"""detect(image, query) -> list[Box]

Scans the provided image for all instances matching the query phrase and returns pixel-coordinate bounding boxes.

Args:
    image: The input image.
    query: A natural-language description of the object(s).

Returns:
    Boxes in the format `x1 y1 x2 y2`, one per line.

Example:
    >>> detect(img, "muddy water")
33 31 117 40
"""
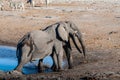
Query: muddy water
0 45 54 74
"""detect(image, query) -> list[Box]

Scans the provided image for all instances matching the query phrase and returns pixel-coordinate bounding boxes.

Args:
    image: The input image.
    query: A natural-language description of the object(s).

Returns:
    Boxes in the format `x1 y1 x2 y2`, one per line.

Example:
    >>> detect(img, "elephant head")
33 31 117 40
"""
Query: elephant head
57 21 86 57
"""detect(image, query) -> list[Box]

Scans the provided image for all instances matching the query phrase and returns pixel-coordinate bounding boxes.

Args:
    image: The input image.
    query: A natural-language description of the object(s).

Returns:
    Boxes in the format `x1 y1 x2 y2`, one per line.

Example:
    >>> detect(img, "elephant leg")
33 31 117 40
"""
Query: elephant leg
15 56 31 73
65 47 73 69
38 59 44 73
58 49 63 71
51 51 59 71
54 42 64 71
15 44 31 73
64 44 73 69
15 59 28 72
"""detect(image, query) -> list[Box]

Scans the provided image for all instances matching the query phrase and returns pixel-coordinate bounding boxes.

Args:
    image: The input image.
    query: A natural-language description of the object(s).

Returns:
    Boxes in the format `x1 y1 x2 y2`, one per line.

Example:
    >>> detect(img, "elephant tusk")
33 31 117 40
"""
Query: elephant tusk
71 35 82 53
76 34 86 58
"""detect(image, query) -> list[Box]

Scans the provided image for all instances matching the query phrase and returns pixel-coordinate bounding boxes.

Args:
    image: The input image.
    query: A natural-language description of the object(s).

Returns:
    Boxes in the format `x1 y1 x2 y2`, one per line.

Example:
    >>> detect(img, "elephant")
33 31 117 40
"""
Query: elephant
8 21 86 74
42 21 86 69
11 29 64 74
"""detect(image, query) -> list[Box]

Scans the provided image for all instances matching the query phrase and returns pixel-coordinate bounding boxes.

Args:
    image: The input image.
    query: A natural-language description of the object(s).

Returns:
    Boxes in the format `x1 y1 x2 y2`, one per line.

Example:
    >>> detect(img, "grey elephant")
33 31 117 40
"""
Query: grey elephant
43 21 86 70
14 30 64 74
9 21 86 74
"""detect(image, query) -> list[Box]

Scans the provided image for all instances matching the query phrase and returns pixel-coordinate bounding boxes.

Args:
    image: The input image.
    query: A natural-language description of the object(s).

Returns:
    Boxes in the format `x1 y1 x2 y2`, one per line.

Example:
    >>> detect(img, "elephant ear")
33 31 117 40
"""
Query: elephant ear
57 24 68 42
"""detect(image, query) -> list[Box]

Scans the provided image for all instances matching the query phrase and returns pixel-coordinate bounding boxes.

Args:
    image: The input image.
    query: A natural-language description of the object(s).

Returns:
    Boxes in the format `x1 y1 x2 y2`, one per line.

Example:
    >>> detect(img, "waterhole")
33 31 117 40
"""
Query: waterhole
0 45 56 74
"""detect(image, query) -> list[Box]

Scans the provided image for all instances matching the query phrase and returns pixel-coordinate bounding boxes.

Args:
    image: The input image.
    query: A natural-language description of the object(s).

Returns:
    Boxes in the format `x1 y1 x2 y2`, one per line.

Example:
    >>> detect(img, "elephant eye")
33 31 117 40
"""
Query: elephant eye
63 26 67 30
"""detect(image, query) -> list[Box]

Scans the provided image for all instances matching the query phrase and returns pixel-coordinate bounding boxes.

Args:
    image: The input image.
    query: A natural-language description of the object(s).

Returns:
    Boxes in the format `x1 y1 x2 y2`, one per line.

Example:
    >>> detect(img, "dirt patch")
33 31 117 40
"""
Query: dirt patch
0 1 120 80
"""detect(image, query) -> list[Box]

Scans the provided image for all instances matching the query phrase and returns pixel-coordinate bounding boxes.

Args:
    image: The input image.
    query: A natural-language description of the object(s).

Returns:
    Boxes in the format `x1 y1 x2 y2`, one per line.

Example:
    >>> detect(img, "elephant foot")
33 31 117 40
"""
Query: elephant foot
38 64 50 73
68 65 73 69
51 65 64 72
51 65 56 71
51 66 59 72
38 67 45 73
57 68 64 72
7 70 22 76
54 68 64 72
38 69 44 73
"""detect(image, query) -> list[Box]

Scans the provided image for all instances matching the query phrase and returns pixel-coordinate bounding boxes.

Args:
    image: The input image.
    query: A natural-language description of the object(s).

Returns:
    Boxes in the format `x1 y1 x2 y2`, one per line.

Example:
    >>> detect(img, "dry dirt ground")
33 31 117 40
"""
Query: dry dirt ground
0 1 120 80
